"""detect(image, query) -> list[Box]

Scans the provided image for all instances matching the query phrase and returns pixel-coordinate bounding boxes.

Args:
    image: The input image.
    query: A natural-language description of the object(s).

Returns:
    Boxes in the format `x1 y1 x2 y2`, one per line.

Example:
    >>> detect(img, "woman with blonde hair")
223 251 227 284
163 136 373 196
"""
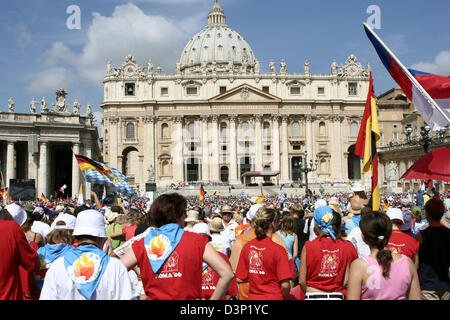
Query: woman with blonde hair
235 207 292 300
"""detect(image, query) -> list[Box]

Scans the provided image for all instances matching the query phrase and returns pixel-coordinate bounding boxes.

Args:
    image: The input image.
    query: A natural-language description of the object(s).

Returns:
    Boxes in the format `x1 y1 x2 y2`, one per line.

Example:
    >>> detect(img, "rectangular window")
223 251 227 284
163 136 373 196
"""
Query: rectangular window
125 83 135 96
348 82 358 96
161 87 168 96
264 145 271 151
262 86 269 93
220 86 227 94
293 145 301 150
290 87 301 95
317 87 325 95
221 145 227 151
189 143 196 152
186 87 198 95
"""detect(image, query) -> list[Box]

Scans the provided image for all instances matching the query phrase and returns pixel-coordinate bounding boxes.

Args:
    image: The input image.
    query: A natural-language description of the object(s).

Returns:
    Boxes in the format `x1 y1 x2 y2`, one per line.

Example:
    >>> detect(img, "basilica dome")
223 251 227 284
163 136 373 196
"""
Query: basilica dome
178 1 258 74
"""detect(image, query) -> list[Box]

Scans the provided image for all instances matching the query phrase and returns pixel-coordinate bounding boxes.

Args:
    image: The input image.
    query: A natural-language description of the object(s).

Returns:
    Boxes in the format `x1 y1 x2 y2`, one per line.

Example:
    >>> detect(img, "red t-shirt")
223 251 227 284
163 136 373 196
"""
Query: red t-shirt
305 236 358 293
387 229 419 259
201 251 238 300
235 236 292 300
132 230 208 300
0 221 38 300
122 225 138 241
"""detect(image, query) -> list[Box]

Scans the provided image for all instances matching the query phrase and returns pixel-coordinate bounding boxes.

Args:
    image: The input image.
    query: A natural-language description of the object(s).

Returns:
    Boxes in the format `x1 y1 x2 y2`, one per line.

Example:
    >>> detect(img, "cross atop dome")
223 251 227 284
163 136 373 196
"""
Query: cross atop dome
208 0 227 26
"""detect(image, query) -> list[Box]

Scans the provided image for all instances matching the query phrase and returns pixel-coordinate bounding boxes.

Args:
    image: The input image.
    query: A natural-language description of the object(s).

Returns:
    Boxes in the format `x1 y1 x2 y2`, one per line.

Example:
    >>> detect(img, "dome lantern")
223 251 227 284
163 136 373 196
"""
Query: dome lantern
208 0 227 26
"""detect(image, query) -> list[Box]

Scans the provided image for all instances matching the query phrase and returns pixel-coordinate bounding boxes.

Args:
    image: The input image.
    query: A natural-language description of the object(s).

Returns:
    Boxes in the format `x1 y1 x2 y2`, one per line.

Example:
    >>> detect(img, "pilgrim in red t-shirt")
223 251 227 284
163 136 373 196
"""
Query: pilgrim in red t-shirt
0 220 38 300
201 251 238 300
132 230 208 300
387 229 419 259
304 236 358 293
235 236 292 300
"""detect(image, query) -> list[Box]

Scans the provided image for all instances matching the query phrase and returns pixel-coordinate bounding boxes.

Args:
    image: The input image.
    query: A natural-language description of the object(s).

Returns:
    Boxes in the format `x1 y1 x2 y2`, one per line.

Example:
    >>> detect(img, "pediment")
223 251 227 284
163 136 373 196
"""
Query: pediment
209 84 281 103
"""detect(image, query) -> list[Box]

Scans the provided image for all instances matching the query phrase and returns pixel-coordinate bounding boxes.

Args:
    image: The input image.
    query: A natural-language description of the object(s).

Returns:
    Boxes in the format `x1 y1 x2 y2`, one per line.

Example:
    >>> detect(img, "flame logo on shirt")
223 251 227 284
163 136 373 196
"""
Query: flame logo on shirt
150 233 165 259
322 211 333 224
146 233 171 261
67 252 101 284
74 253 95 280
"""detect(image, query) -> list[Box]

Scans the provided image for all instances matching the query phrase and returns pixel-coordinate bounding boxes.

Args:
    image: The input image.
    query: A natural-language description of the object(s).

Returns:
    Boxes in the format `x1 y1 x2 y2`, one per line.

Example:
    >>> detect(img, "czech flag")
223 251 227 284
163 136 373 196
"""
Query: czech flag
363 23 450 131
355 72 380 211
198 184 206 202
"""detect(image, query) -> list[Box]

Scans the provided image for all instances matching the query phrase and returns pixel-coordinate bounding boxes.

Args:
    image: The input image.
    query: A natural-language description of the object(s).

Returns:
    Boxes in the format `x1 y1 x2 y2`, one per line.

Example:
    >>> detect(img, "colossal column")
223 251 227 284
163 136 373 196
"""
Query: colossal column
229 114 239 184
201 115 210 182
280 115 289 183
271 114 281 173
71 142 80 199
38 141 48 198
172 116 184 182
6 141 15 188
254 114 263 172
211 115 220 181
108 116 119 169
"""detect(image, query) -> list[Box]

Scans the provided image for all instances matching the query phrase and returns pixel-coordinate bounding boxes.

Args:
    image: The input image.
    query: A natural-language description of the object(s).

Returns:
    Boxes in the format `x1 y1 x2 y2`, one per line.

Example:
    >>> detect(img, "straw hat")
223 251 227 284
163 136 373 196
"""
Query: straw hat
348 201 362 214
185 210 199 223
209 217 224 233
220 205 233 214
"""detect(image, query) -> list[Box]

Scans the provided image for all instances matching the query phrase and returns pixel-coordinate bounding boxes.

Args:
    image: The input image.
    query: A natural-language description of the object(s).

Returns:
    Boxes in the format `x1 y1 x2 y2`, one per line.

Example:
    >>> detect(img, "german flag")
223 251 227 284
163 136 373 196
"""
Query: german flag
198 184 206 202
75 154 112 174
40 193 48 202
355 72 380 211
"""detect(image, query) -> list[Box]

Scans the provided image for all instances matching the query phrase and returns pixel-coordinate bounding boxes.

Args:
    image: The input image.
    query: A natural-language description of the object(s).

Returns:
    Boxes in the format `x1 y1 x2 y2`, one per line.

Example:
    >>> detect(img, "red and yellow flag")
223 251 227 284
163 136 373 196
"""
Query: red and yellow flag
40 193 48 202
75 154 112 174
198 184 206 202
355 72 380 211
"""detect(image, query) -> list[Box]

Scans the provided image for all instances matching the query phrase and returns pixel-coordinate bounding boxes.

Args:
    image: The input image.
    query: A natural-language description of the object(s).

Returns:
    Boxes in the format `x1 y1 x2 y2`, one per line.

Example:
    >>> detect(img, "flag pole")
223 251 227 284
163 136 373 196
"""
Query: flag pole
363 22 450 126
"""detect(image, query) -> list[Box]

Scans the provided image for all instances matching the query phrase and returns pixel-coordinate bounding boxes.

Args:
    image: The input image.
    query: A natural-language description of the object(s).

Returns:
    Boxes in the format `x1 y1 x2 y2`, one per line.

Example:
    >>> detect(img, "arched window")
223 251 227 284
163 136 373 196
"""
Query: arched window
319 122 326 137
292 121 300 137
161 123 169 139
263 122 271 138
220 122 227 138
350 121 359 138
126 123 135 139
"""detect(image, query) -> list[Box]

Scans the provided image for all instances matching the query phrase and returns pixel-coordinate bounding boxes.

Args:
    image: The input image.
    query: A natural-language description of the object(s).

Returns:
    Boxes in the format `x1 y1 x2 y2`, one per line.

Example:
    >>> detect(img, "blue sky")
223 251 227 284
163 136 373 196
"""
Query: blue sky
1 0 449 120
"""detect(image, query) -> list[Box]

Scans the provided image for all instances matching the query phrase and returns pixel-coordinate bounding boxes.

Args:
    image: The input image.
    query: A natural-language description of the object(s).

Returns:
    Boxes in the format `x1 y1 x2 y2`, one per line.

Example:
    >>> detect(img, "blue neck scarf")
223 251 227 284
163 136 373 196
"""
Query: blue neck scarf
38 243 72 269
351 214 361 228
144 223 184 274
314 206 336 240
63 244 110 300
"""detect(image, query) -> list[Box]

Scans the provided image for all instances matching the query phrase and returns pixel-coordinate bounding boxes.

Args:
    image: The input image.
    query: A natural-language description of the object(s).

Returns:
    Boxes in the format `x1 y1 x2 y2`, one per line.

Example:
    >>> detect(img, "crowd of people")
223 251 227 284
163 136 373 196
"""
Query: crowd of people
0 184 449 301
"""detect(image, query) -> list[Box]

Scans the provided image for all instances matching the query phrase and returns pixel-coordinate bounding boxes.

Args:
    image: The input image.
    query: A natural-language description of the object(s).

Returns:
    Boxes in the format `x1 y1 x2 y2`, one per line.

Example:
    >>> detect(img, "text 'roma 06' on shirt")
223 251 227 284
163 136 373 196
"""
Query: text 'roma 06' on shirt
235 236 292 300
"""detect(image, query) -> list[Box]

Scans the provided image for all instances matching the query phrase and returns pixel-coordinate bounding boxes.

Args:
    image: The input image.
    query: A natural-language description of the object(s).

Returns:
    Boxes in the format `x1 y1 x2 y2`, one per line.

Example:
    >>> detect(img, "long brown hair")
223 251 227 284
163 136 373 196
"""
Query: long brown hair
359 211 393 277
253 207 278 239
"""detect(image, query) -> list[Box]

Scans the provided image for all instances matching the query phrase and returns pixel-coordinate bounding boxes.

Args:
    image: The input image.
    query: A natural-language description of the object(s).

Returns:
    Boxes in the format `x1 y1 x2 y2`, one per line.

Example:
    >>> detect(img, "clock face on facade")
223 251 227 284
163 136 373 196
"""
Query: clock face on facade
126 66 135 75
348 65 358 76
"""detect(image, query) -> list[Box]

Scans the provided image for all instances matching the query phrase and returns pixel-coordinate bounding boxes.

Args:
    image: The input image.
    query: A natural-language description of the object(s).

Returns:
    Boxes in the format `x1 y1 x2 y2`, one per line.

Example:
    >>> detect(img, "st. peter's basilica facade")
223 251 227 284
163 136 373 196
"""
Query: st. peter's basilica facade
101 1 371 191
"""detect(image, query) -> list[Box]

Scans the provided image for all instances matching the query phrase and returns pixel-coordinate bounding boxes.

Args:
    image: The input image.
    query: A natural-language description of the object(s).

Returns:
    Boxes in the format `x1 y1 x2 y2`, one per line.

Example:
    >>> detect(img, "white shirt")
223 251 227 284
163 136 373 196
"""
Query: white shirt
346 227 370 258
40 256 137 300
221 220 238 243
210 233 232 257
303 218 317 241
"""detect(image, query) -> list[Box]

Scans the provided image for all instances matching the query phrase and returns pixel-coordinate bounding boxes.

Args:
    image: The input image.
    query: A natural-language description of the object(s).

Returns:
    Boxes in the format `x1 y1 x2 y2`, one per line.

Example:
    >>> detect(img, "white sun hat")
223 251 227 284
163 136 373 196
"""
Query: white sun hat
72 209 106 238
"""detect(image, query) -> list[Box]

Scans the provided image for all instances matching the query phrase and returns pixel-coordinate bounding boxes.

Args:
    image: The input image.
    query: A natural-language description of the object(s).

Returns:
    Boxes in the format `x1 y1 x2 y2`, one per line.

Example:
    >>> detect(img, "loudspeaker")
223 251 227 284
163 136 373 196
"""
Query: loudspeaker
145 182 156 192
9 179 36 201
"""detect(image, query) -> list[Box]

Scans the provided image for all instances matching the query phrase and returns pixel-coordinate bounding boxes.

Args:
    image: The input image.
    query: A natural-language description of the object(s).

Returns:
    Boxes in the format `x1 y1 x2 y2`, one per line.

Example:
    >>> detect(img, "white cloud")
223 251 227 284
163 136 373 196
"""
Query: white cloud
41 42 78 68
26 67 74 94
77 3 191 85
411 51 450 76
